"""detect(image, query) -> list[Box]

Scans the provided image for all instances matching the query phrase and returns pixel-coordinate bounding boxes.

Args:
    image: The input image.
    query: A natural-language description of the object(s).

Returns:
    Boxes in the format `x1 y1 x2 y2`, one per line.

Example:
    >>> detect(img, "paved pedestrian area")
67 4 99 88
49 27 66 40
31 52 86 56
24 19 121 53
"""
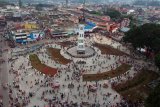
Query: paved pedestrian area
5 35 156 107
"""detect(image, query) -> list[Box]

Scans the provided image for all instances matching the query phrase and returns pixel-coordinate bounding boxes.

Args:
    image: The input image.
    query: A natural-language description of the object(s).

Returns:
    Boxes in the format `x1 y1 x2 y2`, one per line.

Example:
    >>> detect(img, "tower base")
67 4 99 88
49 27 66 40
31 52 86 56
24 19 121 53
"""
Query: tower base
66 46 95 58
77 50 85 54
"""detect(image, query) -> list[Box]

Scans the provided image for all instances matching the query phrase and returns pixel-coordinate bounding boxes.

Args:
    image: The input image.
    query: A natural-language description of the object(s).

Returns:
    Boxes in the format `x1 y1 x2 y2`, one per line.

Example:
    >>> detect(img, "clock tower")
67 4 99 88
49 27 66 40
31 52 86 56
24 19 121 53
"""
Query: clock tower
77 18 85 54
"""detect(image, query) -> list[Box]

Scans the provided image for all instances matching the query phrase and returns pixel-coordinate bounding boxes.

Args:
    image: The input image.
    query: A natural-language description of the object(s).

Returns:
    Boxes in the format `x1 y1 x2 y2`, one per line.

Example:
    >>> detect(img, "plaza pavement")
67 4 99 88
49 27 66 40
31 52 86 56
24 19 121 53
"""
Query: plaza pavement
0 35 10 107
5 35 158 107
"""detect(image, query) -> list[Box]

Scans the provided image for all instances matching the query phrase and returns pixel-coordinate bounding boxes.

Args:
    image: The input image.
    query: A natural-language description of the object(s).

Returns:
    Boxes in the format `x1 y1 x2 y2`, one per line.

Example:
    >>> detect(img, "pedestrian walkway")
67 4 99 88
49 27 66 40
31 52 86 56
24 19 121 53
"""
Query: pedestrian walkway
5 35 155 107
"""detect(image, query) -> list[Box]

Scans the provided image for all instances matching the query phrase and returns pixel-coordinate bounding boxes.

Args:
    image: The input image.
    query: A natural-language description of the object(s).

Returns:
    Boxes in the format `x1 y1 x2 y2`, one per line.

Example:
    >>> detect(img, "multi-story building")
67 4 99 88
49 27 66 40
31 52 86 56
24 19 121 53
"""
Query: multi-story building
27 31 44 41
13 32 28 44
0 16 7 27
10 30 44 44
24 22 39 29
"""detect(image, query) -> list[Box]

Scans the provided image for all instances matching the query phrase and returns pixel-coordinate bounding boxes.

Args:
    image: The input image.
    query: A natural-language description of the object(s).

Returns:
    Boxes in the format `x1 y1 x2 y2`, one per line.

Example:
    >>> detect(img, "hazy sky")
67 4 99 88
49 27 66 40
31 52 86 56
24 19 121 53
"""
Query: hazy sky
6 0 160 5
6 0 132 4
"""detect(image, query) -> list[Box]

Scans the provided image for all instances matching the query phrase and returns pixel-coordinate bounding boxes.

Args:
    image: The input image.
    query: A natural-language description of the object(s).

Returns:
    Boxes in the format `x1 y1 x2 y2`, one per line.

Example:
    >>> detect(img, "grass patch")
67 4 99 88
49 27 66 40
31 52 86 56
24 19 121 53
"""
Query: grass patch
83 63 131 81
47 48 71 65
112 70 159 102
29 54 57 76
93 43 129 56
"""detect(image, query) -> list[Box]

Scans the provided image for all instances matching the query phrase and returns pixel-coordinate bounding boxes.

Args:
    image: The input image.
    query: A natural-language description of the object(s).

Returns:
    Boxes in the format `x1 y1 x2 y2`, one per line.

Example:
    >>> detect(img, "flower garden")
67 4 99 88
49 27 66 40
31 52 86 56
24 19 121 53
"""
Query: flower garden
83 63 131 81
29 54 57 76
93 43 129 56
47 47 71 65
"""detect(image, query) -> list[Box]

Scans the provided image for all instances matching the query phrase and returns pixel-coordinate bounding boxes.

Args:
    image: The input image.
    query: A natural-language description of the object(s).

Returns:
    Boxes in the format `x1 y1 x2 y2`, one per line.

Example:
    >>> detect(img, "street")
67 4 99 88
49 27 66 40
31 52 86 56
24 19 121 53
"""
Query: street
0 33 9 107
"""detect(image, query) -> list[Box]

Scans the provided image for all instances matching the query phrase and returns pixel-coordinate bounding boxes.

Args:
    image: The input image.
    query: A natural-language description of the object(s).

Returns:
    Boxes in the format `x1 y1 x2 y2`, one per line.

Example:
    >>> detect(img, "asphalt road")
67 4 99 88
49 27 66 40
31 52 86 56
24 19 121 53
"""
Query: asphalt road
0 33 9 107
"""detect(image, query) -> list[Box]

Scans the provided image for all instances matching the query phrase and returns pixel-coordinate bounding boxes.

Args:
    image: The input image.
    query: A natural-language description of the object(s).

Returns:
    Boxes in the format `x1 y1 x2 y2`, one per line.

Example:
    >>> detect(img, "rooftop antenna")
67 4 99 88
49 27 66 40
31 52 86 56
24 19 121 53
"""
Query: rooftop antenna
66 0 68 7
83 0 86 18
18 0 22 8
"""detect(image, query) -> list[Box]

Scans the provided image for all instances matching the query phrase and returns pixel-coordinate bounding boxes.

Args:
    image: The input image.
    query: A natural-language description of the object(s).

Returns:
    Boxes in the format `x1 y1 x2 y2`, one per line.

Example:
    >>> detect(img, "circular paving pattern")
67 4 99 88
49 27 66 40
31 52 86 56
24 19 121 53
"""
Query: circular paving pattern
6 35 155 107
66 46 96 58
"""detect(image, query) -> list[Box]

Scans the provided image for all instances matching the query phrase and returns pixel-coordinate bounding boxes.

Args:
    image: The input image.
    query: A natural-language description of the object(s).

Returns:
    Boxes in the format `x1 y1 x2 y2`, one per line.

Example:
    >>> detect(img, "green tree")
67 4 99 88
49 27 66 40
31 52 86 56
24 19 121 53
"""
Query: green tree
155 54 160 70
103 8 121 20
145 84 160 107
123 23 160 53
35 4 43 11
90 11 102 16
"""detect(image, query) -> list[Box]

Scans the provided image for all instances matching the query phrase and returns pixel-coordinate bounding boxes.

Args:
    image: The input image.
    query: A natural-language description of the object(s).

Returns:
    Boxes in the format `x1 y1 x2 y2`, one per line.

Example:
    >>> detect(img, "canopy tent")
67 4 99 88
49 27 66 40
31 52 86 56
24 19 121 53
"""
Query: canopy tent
88 84 98 91
52 80 60 88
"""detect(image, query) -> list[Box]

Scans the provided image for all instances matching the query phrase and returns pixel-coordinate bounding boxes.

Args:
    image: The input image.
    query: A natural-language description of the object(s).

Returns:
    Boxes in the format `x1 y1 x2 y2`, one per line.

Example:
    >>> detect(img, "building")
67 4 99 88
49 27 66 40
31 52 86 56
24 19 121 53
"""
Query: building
0 16 7 27
12 32 28 44
19 0 22 8
77 16 85 54
9 29 45 44
13 12 22 22
24 22 38 29
101 16 110 22
4 11 13 21
70 15 79 24
109 24 118 33
120 27 130 32
84 21 96 32
27 31 44 41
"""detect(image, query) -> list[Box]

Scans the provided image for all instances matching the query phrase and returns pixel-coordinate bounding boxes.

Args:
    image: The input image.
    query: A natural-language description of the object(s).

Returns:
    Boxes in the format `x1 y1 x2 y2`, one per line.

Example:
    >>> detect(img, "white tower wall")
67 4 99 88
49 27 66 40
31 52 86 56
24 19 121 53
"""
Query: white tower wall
77 24 85 54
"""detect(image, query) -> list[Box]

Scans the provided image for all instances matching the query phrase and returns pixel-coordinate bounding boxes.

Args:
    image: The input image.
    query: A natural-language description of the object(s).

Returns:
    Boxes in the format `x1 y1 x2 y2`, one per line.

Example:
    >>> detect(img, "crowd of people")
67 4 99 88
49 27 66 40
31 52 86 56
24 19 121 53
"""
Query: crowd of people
0 34 155 107
0 96 2 107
